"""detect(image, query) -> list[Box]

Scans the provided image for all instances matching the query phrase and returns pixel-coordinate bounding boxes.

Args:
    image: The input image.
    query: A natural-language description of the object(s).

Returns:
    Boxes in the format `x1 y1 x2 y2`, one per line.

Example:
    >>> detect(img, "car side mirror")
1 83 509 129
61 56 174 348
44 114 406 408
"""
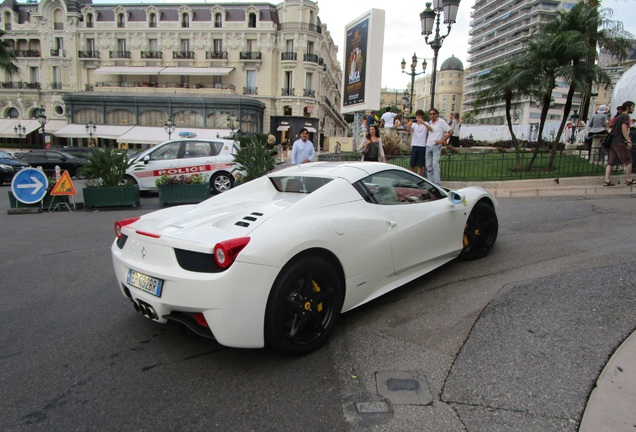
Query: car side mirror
448 191 466 206
143 155 150 164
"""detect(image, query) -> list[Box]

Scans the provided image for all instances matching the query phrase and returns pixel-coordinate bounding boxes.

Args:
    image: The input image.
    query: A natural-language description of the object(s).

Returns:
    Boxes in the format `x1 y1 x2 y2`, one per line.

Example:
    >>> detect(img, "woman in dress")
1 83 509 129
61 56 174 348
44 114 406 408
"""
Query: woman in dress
359 125 386 162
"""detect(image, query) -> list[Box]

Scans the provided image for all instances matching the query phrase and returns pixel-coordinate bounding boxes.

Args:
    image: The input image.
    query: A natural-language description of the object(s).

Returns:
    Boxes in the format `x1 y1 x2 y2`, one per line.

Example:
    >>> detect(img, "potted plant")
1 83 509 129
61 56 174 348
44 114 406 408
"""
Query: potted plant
80 147 140 208
156 173 210 206
232 137 277 185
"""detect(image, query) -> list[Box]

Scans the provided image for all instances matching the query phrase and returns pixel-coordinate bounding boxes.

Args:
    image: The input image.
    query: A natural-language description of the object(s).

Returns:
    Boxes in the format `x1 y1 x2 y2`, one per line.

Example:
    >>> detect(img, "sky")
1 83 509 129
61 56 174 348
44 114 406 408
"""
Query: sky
104 0 636 90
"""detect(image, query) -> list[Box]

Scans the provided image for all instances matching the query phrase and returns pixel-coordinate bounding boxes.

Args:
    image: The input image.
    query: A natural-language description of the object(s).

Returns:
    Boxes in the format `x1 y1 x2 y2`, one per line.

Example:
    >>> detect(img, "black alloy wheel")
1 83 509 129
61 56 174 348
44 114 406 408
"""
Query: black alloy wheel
265 256 344 356
458 201 499 261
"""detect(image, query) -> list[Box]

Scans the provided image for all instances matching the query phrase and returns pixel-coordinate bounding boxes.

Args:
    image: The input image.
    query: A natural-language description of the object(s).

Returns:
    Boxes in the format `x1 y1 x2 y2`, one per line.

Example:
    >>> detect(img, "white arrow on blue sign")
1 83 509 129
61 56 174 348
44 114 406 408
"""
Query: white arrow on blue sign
11 168 49 204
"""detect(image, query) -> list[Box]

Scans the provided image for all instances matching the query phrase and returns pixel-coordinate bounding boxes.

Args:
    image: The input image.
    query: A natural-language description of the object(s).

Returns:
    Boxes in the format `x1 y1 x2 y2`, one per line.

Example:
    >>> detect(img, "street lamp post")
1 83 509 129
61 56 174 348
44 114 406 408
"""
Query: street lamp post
36 105 49 149
14 123 26 147
420 0 461 109
85 120 97 147
163 117 175 140
401 53 427 115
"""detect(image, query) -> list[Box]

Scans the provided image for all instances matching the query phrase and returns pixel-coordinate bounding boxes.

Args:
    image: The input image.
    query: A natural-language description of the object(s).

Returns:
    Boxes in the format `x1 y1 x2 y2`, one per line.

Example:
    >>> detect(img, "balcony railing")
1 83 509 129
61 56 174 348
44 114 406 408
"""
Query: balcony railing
50 49 66 57
206 51 228 59
303 89 316 98
173 51 195 59
93 81 236 91
50 82 63 89
149 21 157 28
239 51 262 60
1 81 41 90
141 51 163 59
277 22 322 34
281 88 295 96
13 50 40 58
281 52 297 61
303 53 320 63
243 86 258 95
78 50 100 59
109 51 131 59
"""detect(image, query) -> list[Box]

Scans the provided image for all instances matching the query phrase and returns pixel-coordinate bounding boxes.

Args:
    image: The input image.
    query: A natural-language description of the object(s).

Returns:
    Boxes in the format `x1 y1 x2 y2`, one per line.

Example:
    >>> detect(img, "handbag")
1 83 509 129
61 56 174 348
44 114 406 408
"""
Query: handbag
602 133 613 149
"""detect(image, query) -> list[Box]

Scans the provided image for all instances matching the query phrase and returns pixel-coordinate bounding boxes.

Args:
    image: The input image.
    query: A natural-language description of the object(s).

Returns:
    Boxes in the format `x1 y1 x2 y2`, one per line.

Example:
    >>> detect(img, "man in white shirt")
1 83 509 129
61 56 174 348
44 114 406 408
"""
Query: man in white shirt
380 107 397 129
424 108 453 185
291 128 315 164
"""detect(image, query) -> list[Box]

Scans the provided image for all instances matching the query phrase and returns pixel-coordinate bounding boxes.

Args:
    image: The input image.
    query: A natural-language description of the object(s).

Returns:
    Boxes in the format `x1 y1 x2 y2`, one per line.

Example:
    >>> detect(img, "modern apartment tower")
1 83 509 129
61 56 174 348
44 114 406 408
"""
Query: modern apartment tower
463 0 581 125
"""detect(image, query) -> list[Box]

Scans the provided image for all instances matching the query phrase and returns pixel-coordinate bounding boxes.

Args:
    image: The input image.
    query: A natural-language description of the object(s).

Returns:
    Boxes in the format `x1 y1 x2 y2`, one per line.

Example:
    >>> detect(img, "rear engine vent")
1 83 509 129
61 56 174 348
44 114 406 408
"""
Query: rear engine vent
234 211 265 228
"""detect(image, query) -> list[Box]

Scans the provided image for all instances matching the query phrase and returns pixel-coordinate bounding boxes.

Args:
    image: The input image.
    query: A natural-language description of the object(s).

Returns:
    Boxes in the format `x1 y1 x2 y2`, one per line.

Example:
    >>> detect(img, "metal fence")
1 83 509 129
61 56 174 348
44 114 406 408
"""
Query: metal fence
318 149 617 181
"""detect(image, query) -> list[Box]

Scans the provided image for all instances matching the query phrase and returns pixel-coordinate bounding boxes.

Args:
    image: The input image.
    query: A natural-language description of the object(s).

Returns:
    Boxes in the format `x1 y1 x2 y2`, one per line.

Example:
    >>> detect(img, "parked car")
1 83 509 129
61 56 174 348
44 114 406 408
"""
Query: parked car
112 162 499 355
0 150 29 186
126 138 239 194
17 150 89 179
57 147 98 159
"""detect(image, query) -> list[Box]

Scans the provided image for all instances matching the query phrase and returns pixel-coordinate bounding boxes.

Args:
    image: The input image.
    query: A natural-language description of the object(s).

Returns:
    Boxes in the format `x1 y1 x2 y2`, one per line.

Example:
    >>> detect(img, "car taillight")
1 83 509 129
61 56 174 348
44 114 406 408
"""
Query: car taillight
115 217 141 238
213 237 250 269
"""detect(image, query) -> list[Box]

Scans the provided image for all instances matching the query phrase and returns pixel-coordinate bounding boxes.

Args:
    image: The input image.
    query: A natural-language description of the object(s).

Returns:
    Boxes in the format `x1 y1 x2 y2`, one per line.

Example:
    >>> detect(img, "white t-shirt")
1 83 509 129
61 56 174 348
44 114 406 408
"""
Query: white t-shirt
381 112 397 128
411 122 428 147
426 119 451 146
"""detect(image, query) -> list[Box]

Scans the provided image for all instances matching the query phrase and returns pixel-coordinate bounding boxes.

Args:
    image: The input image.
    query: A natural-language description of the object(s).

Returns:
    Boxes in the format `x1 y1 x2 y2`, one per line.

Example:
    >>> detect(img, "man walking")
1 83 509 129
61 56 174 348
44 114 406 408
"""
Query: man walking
604 101 635 186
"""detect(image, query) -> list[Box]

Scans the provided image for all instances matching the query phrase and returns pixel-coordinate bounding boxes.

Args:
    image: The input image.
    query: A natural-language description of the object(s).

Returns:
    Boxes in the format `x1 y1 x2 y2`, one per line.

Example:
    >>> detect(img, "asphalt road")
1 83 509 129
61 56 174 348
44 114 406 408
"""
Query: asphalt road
1 187 635 431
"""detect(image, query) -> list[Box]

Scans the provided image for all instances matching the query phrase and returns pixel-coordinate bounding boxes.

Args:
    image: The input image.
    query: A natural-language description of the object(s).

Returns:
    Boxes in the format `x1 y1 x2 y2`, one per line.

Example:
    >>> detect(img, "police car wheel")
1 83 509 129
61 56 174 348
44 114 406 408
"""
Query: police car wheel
211 172 233 194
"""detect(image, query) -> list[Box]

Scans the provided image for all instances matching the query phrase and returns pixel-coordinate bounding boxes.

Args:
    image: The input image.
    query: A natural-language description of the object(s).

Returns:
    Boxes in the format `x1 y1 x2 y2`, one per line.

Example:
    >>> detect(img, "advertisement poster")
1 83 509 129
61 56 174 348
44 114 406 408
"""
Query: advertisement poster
343 18 369 108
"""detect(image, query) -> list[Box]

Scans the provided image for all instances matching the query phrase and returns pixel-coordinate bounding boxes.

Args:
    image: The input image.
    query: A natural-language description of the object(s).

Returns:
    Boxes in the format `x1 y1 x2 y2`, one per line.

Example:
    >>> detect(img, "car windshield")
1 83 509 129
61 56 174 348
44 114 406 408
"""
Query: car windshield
270 176 333 193
0 150 12 158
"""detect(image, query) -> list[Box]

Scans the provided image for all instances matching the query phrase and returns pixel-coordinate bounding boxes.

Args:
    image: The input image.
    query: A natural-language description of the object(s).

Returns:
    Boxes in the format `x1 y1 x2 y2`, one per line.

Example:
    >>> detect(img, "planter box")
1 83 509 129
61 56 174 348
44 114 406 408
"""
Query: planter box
8 191 70 210
83 185 140 208
158 183 210 206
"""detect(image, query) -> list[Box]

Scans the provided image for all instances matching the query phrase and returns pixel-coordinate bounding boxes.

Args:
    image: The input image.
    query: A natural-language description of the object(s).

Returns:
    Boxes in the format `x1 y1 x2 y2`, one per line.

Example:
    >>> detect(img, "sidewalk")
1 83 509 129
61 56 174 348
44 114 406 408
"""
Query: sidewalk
579 331 636 431
445 175 636 198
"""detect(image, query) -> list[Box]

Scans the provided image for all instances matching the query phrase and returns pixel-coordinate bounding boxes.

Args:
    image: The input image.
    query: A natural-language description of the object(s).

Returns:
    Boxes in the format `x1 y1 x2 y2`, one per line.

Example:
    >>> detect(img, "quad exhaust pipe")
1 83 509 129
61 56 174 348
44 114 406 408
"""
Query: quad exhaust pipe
133 300 158 320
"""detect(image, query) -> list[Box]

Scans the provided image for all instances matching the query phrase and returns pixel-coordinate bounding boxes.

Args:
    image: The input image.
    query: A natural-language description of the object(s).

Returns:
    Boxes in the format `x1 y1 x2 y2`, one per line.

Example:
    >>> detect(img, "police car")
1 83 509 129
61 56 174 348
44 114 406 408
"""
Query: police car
126 135 239 194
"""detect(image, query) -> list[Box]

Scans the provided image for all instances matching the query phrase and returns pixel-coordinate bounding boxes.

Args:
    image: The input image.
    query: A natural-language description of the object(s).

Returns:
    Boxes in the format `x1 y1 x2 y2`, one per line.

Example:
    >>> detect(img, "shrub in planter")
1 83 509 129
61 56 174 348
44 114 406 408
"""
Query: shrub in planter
155 173 211 206
232 138 277 183
81 148 140 208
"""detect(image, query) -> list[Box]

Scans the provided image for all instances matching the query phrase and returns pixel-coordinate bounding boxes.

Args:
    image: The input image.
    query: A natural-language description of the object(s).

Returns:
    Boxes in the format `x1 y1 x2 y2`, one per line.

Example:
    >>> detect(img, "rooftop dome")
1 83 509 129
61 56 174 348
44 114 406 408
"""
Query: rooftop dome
440 55 464 71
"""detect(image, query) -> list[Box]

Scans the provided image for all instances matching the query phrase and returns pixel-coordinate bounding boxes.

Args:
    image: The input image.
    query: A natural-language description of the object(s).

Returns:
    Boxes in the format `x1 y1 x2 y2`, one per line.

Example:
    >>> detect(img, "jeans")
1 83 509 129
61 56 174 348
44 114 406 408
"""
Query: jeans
425 145 442 185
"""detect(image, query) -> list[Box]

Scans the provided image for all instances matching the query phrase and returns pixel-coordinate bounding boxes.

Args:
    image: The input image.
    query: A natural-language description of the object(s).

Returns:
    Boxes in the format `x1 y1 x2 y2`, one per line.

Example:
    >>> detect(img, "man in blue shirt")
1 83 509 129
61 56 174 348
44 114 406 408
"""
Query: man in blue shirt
291 128 315 164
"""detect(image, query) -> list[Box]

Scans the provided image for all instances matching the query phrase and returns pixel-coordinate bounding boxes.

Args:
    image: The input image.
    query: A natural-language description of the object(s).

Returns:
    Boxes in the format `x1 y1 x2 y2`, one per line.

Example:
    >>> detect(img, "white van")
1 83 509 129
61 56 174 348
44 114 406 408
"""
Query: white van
126 138 239 193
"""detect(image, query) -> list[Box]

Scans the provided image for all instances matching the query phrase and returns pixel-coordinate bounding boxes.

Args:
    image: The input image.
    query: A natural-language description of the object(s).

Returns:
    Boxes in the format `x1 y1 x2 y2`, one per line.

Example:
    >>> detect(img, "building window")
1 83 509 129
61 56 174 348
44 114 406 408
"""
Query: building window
117 13 125 28
30 66 39 83
247 70 256 89
449 80 453 86
307 41 314 54
213 39 222 53
248 13 256 28
86 13 94 28
180 39 190 51
213 75 222 88
284 106 292 116
246 39 255 53
214 13 222 28
305 72 313 91
149 13 157 28
181 13 189 28
87 38 95 53
117 39 127 52
53 9 64 30
286 40 294 52
285 71 293 90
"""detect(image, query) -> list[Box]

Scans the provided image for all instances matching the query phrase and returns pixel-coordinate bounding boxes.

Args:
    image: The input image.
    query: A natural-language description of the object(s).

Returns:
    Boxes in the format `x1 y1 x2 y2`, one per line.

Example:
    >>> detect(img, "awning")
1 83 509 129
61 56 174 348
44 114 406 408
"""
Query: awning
94 66 233 76
305 127 317 133
0 119 42 138
159 67 233 76
116 126 233 145
94 67 166 75
54 124 134 139
45 120 68 133
276 125 290 131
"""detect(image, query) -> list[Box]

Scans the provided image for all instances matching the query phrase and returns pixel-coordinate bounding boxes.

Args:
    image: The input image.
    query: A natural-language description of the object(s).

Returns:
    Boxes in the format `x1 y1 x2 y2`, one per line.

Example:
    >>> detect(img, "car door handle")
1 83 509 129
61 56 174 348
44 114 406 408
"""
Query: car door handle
387 220 398 229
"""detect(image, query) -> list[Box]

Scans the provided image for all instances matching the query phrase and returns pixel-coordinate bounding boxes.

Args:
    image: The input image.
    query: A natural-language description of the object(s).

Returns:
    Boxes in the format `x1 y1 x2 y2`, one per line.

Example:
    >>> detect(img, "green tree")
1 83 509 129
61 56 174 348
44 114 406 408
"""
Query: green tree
0 30 19 76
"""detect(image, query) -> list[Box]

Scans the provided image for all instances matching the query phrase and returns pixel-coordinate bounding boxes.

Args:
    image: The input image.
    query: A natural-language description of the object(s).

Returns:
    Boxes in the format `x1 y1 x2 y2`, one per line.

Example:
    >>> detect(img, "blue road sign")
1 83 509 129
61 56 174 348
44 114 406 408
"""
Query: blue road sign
11 168 49 204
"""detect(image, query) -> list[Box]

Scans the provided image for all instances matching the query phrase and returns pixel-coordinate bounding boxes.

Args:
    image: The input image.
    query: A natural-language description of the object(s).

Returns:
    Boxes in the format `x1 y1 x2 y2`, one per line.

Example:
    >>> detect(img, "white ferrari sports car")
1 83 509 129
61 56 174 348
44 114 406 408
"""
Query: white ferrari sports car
112 162 498 355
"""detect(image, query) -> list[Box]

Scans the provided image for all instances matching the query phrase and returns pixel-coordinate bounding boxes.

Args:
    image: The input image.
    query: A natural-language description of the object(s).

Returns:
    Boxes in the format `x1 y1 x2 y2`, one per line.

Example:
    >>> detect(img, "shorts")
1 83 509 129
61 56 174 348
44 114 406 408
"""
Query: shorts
449 136 460 147
410 146 426 168
608 143 633 166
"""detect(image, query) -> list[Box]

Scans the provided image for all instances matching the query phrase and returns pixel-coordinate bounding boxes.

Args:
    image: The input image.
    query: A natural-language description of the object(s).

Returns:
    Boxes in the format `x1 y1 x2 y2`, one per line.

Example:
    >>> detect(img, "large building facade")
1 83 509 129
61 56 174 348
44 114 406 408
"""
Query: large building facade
462 0 582 125
0 0 347 148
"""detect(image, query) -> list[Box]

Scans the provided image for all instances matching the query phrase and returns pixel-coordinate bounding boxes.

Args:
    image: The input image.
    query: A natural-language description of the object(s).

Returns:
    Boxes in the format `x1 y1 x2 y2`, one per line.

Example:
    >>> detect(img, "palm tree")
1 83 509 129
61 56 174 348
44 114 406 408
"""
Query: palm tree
0 30 19 77
474 62 529 168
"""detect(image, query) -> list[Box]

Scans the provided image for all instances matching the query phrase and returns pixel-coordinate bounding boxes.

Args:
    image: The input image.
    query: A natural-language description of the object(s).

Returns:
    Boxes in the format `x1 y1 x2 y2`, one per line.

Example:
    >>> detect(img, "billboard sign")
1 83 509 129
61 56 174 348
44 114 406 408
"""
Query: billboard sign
341 9 385 114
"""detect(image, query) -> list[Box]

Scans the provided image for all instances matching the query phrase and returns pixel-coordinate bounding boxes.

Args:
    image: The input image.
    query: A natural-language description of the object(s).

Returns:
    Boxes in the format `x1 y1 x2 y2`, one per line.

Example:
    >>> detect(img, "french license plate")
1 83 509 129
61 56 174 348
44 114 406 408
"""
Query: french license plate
127 269 163 297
